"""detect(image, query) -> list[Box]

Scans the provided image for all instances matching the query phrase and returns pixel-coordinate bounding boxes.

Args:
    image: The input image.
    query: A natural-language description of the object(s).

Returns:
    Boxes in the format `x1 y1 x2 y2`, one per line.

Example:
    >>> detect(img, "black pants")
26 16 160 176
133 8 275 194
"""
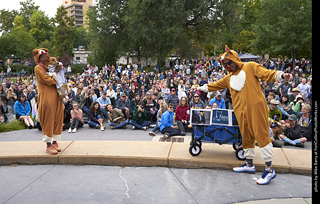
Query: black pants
161 127 181 137
71 118 84 129
176 120 189 132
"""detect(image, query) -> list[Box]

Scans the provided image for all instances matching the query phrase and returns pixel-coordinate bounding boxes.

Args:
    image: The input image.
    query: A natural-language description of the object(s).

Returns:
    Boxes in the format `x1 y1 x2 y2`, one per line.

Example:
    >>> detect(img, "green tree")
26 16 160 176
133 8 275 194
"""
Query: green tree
253 0 312 63
0 9 18 33
0 15 36 60
232 30 256 53
29 10 54 45
52 6 76 63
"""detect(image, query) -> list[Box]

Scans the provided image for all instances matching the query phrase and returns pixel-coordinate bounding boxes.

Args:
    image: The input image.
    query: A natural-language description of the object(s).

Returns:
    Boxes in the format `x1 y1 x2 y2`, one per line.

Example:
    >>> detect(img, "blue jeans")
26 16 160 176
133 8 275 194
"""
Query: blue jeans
129 120 151 129
88 114 102 128
109 120 128 129
101 108 109 119
151 121 160 132
82 105 90 115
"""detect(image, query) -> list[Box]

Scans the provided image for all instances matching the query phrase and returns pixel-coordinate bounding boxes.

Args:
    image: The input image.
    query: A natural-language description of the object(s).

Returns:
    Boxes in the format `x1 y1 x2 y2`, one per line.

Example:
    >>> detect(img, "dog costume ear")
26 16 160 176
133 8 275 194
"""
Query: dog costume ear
33 49 39 56
225 45 231 53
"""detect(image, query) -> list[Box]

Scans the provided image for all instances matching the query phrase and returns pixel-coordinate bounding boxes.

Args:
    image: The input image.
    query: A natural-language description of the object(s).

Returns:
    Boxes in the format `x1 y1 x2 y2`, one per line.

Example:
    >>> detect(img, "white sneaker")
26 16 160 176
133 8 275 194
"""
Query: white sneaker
142 126 147 131
256 168 276 185
100 126 105 131
72 128 77 133
68 128 72 133
149 132 156 136
233 163 256 174
132 126 136 130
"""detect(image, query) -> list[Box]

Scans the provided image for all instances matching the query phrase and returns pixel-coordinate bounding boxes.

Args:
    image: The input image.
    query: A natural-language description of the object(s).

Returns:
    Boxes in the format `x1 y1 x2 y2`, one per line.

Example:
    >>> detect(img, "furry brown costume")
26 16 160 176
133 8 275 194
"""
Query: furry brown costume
33 48 63 154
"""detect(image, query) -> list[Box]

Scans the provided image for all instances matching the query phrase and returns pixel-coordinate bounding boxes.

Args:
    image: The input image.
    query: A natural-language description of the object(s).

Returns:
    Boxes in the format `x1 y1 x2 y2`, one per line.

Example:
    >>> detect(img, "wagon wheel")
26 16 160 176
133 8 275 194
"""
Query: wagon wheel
189 144 202 156
235 147 246 160
232 143 242 150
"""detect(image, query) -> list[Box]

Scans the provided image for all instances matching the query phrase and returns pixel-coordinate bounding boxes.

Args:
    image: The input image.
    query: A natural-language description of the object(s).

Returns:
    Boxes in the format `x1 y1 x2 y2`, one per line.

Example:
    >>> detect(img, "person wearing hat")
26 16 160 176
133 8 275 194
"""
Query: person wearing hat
96 90 111 119
116 93 130 120
193 45 292 185
288 87 300 104
279 115 307 147
268 99 282 122
289 94 304 114
209 91 226 109
14 94 33 129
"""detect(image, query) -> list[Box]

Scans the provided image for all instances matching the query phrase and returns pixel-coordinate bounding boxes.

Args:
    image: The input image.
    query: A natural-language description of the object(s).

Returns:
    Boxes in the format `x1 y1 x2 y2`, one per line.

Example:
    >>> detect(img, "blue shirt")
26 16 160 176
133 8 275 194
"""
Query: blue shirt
160 110 174 131
209 97 226 109
14 100 31 116
96 96 111 106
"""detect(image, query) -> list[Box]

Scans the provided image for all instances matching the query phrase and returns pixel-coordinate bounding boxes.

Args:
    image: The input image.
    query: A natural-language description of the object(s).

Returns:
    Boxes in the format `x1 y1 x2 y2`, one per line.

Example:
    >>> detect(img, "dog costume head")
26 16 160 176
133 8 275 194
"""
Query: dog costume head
33 48 50 66
46 57 58 69
219 45 244 72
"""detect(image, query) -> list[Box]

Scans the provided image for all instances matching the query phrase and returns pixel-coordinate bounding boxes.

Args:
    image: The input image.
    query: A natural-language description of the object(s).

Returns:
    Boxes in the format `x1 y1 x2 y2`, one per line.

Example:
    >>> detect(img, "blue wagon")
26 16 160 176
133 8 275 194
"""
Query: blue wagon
189 108 245 160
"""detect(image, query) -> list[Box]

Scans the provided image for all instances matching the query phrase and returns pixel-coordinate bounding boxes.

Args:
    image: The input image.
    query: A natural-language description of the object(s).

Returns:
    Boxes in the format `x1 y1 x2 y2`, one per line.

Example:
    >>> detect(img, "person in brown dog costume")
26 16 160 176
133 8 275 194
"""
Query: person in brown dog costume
33 48 64 155
194 45 292 185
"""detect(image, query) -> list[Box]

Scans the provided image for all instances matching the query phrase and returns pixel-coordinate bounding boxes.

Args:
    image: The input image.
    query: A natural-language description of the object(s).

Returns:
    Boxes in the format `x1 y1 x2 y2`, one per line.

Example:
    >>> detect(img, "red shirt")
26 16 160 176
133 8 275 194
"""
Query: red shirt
175 105 190 121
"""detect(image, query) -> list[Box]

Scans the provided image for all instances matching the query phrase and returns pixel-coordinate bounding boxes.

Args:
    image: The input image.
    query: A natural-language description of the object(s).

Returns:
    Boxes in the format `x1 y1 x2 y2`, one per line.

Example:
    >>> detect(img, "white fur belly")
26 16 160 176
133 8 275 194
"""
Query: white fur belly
230 70 246 91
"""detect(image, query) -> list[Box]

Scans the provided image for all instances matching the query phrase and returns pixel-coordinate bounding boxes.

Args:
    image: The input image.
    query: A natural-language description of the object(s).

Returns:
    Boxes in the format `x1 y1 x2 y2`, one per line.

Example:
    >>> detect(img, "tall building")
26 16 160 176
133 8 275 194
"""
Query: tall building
63 0 98 27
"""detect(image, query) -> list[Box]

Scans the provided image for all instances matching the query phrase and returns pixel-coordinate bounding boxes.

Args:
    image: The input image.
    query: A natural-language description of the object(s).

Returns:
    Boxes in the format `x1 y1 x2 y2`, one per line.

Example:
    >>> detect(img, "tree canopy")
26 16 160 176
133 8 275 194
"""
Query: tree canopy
0 0 312 66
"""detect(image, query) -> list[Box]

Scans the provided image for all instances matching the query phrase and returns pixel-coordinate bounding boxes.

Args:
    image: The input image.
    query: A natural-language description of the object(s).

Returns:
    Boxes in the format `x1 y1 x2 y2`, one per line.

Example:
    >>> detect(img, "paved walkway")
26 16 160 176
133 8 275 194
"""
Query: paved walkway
0 128 313 203
0 165 312 204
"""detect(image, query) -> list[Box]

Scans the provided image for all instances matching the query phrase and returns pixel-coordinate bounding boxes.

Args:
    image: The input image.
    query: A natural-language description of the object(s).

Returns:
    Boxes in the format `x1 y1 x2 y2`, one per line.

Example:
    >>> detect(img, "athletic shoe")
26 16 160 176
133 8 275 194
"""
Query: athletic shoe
100 126 105 131
256 168 276 185
149 132 156 136
46 145 58 155
233 163 256 174
68 128 72 133
142 126 147 131
72 128 77 133
132 126 136 130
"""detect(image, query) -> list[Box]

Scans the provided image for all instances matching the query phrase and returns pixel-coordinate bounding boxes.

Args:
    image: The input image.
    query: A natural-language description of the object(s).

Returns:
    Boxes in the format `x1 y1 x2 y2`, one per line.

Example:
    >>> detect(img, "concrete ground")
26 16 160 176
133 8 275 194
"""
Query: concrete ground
0 127 313 203
0 127 313 151
0 165 312 204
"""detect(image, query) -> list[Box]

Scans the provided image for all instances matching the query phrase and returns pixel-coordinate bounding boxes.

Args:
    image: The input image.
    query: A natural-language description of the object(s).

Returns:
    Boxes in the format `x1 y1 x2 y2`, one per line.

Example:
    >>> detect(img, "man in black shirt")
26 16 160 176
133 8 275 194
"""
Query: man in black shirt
279 114 307 147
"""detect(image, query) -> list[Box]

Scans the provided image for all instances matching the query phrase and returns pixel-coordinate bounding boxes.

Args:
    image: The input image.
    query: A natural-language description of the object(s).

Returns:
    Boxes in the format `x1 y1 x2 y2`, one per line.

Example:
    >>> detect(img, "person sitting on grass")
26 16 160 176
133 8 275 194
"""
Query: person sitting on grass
88 101 105 131
68 101 84 133
14 94 34 129
160 103 181 139
279 114 307 148
106 104 128 130
129 101 151 130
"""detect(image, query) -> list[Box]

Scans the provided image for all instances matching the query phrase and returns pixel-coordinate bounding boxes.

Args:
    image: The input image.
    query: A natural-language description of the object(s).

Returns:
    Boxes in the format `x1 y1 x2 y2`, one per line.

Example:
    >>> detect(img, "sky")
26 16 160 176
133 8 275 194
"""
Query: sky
1 0 62 18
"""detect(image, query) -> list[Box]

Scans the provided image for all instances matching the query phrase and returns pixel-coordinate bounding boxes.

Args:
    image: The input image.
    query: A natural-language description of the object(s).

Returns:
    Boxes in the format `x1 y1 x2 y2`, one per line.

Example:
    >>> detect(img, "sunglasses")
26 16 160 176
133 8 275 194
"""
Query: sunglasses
223 60 232 66
169 107 174 109
194 96 199 97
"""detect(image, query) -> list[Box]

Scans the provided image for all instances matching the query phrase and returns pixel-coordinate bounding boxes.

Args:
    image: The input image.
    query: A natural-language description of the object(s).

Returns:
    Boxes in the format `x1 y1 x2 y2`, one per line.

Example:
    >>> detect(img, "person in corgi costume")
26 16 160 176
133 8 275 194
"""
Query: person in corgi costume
33 48 64 155
194 45 292 185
